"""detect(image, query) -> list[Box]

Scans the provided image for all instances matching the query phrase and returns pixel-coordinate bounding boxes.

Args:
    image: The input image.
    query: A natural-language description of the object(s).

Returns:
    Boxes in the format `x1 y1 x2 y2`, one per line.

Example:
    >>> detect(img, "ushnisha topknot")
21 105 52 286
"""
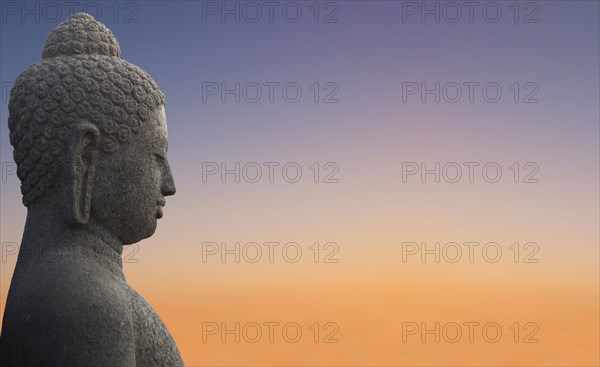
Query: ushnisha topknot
42 12 121 59
8 13 165 206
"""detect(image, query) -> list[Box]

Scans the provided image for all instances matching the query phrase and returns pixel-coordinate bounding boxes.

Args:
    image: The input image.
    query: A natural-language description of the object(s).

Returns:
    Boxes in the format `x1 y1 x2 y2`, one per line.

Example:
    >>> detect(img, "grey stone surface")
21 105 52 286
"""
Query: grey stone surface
0 13 183 366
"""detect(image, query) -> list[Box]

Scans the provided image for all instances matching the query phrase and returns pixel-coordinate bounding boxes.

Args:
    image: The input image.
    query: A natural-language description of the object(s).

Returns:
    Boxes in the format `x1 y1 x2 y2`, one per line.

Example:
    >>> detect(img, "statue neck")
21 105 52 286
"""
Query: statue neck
17 206 125 280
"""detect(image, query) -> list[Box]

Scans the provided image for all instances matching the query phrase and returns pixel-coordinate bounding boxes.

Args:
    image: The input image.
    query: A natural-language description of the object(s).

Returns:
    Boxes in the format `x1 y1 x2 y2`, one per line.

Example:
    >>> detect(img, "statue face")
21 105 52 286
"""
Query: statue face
90 106 176 245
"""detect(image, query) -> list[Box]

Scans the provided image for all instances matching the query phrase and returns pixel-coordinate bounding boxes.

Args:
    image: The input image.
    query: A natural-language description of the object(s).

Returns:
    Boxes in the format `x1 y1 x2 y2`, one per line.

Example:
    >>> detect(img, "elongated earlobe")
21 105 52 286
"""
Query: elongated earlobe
65 122 100 225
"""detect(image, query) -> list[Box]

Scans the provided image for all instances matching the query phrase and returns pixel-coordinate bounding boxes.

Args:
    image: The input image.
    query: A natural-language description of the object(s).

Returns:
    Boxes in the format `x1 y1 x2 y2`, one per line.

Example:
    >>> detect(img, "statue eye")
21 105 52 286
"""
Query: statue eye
154 153 166 162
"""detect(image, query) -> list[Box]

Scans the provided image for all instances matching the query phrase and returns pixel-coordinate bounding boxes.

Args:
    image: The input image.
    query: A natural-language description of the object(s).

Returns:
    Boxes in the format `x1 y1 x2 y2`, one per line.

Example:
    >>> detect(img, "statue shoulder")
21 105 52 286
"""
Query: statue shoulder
1 257 136 367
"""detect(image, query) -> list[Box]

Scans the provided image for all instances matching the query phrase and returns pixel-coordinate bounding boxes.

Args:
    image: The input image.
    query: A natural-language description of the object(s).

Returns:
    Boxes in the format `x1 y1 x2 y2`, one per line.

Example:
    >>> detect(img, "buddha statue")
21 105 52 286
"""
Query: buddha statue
0 13 184 366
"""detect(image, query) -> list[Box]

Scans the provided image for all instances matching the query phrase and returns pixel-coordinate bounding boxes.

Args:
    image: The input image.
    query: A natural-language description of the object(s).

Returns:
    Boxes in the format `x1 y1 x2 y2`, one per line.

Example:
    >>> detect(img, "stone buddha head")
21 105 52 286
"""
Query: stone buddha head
2 15 184 366
8 12 175 245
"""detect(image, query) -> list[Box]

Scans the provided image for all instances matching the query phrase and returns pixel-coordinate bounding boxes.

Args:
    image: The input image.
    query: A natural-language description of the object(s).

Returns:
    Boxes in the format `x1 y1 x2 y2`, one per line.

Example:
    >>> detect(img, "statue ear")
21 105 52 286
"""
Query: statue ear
65 122 100 225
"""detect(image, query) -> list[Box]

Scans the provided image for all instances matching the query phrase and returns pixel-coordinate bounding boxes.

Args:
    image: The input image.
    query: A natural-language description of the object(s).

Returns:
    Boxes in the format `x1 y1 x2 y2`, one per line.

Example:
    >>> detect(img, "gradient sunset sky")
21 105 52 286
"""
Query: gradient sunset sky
1 1 599 365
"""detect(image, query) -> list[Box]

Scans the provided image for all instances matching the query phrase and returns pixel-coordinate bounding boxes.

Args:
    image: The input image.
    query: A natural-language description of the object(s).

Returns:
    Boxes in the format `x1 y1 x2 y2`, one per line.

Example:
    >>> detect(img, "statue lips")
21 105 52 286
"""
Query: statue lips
156 199 166 219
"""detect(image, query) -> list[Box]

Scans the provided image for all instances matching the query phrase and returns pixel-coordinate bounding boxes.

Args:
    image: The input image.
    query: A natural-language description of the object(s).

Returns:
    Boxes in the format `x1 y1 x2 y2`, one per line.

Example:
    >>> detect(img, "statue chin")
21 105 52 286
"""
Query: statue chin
122 221 158 245
89 212 158 246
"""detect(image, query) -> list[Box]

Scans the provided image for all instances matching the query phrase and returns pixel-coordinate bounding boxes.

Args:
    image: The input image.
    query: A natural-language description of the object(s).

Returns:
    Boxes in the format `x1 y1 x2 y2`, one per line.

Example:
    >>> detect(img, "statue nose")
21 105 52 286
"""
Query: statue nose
162 162 176 196
163 181 176 196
